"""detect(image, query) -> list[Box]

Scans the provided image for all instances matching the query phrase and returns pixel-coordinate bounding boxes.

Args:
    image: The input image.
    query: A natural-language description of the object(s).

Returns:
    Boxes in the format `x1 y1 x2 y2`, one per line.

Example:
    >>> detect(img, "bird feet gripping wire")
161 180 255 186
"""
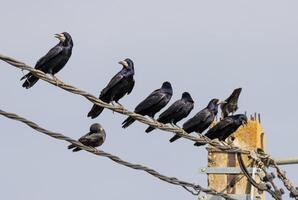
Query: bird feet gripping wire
48 74 64 87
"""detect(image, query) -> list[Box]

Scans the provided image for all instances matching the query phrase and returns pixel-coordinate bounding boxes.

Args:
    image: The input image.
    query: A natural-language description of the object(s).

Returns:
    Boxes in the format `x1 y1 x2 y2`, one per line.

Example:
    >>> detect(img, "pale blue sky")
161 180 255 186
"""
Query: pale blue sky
0 1 297 199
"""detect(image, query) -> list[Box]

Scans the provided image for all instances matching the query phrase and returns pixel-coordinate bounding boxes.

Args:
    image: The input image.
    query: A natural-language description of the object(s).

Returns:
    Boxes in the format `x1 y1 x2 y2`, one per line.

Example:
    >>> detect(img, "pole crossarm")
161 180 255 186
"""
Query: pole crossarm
275 157 298 165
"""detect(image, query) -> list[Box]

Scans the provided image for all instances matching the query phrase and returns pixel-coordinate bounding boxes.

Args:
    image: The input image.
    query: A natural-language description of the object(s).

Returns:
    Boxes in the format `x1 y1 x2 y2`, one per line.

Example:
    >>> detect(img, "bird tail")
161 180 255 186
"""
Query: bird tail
68 144 75 149
72 147 82 152
145 126 155 133
68 144 82 152
87 104 104 119
87 96 111 118
122 117 136 128
169 134 181 143
194 142 204 146
21 72 39 89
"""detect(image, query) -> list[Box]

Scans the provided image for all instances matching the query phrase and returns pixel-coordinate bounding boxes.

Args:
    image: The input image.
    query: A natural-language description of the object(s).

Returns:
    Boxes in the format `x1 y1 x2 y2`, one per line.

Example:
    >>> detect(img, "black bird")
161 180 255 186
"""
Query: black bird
145 92 194 133
68 123 106 152
21 32 73 89
87 59 135 118
194 114 247 146
122 81 173 129
169 98 223 143
221 88 242 118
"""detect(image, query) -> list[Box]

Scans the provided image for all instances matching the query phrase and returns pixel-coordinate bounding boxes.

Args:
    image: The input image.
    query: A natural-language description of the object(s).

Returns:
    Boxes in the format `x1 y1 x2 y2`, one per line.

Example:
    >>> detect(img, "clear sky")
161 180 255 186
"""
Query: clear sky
0 1 297 199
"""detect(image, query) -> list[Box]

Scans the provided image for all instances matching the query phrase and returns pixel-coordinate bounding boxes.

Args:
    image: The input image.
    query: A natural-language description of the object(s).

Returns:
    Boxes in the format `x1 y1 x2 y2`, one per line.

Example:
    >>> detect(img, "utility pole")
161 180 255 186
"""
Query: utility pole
200 115 266 200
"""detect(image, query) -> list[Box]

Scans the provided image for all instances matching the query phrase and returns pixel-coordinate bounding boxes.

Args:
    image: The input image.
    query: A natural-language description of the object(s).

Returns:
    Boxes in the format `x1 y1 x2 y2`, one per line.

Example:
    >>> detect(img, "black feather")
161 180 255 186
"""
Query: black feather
122 82 173 129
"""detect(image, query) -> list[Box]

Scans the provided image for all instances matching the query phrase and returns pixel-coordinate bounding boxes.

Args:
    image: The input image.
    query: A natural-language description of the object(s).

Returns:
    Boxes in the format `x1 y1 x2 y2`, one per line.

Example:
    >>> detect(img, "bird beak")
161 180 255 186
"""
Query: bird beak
217 100 226 105
118 60 129 68
242 120 248 126
54 33 66 42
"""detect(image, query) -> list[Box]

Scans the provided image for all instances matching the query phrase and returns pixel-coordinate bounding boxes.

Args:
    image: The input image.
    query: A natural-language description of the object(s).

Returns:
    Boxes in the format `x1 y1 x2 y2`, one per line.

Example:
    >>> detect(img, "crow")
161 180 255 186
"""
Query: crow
169 98 224 143
88 58 135 118
194 114 247 146
145 92 194 133
122 81 173 129
21 32 73 89
68 123 106 152
221 88 242 118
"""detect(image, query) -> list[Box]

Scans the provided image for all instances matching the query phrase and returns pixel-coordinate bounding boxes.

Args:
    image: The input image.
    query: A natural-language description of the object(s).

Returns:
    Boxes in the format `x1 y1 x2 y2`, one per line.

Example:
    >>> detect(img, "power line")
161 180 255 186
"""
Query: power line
0 53 297 199
0 109 237 200
0 54 248 154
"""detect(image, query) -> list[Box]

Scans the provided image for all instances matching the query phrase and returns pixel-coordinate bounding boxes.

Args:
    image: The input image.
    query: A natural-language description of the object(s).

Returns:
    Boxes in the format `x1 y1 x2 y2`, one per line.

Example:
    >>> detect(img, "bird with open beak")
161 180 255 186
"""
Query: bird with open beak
54 33 66 42
169 98 225 143
87 58 135 119
21 32 73 89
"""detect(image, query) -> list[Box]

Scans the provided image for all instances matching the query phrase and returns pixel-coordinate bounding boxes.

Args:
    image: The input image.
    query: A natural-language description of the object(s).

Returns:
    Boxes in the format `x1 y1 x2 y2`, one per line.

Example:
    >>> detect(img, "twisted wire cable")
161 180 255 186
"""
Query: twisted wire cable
1 53 297 199
0 109 236 200
0 54 248 154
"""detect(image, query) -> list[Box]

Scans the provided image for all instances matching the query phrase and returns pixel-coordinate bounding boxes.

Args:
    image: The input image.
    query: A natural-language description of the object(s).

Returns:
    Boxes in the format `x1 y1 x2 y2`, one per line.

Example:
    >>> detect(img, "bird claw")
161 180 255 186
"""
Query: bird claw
175 125 181 129
149 117 155 121
110 102 116 114
116 102 123 107
171 123 180 129
52 75 64 86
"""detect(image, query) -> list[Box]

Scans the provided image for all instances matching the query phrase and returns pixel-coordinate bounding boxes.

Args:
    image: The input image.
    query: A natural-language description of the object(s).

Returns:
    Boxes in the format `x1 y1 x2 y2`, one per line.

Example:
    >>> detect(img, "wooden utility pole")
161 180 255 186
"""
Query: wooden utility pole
200 115 266 200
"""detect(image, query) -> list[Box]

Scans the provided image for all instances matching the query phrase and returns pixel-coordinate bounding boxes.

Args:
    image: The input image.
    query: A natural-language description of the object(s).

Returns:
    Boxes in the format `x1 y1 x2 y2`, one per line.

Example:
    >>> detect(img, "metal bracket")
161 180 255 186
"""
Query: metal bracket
200 167 262 175
198 194 262 200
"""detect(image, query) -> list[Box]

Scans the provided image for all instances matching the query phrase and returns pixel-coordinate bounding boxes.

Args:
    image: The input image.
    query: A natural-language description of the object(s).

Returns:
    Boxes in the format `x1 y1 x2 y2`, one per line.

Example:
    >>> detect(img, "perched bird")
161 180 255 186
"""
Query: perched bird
21 32 73 89
68 123 106 152
194 114 247 146
221 88 242 118
169 98 223 143
122 81 173 129
87 59 135 118
145 92 194 133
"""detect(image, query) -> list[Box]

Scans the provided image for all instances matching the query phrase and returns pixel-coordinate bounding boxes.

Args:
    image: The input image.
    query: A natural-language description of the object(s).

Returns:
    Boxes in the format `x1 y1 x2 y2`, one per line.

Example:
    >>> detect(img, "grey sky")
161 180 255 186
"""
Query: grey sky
0 0 297 199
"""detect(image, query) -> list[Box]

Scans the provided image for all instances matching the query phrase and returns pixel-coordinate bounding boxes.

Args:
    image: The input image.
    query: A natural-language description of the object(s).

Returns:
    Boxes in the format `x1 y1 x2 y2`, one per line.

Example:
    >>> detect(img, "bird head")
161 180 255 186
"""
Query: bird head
239 114 248 126
162 81 172 89
90 123 104 133
208 98 225 107
182 92 194 103
161 81 173 95
118 58 134 69
54 32 72 44
207 98 225 114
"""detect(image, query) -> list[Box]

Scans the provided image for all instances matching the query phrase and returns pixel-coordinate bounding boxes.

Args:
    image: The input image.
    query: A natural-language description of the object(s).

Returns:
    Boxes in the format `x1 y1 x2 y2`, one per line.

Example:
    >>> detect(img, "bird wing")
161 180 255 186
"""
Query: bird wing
158 100 184 120
135 89 165 113
183 108 210 130
178 101 194 116
79 132 102 144
35 45 63 69
225 88 242 104
100 72 124 97
205 117 234 138
127 78 135 95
